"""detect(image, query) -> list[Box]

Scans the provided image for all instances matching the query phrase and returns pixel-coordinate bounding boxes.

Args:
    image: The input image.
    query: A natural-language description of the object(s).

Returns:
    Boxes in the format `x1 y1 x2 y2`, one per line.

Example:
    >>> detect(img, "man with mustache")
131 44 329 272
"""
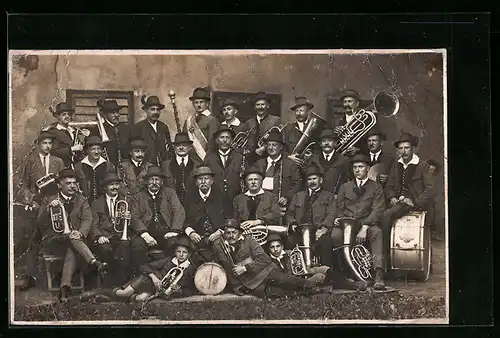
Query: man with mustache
243 92 281 165
182 87 220 161
182 166 227 267
131 95 174 166
119 136 154 196
220 99 246 135
73 135 116 205
129 166 186 276
366 129 394 187
160 133 202 208
18 131 65 291
90 172 132 286
37 168 107 301
45 102 85 168
204 125 244 212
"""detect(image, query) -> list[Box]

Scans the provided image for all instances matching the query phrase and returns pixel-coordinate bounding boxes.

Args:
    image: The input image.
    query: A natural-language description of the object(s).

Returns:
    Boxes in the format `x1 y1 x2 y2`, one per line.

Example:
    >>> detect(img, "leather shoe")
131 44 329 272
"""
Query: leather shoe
19 276 37 291
93 260 108 277
374 268 386 291
58 285 71 302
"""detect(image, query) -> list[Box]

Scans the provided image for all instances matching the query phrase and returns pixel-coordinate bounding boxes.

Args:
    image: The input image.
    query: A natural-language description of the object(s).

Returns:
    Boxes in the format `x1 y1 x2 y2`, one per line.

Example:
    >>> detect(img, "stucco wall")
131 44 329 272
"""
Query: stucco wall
9 52 445 228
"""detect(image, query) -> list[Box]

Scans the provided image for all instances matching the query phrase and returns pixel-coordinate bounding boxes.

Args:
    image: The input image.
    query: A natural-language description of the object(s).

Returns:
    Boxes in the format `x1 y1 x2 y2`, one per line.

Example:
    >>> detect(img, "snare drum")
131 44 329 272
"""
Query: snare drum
389 211 432 282
194 262 227 295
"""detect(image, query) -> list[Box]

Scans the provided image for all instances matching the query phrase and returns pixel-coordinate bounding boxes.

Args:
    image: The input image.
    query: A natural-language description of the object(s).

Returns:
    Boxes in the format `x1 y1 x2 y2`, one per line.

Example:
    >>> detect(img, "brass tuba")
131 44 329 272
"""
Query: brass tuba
289 224 318 276
336 217 373 281
242 225 288 246
113 199 130 241
291 112 327 160
336 91 400 155
50 199 72 235
257 124 288 148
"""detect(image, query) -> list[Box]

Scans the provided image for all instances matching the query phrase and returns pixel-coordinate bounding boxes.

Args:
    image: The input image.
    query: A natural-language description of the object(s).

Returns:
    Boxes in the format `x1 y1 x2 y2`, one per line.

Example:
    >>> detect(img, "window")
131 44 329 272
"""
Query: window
211 91 282 123
65 89 135 123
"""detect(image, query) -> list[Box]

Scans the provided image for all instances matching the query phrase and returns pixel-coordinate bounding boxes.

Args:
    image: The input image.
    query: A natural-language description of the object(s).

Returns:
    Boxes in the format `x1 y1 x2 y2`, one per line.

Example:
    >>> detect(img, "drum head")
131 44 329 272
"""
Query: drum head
194 262 227 295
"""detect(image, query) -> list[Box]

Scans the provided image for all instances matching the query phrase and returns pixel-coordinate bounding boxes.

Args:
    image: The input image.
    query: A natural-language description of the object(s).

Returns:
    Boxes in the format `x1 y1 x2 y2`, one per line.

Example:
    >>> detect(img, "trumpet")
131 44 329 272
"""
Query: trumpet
113 199 130 241
68 123 92 164
257 124 287 148
50 199 72 235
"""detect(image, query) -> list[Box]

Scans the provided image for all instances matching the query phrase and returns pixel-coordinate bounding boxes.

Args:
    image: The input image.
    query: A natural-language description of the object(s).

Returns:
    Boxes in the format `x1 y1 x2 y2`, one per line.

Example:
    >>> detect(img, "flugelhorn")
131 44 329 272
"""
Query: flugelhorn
257 124 287 148
50 199 72 235
231 127 255 151
336 91 400 155
113 199 130 241
144 266 185 303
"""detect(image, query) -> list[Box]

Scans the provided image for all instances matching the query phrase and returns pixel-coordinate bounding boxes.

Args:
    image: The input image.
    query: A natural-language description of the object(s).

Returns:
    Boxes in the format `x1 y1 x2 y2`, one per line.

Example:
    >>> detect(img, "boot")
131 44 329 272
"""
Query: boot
373 268 386 291
58 285 71 302
19 276 37 291
92 259 108 278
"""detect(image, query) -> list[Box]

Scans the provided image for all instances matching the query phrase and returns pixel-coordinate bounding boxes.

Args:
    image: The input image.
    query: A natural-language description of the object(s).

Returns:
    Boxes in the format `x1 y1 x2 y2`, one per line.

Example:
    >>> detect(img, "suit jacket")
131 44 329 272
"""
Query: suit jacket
119 159 154 196
385 158 435 209
269 251 292 274
90 193 130 242
73 160 115 201
20 152 65 204
182 113 220 154
161 156 202 200
232 191 281 225
140 257 196 297
89 122 131 167
131 119 174 165
37 193 93 239
253 156 302 202
204 150 243 206
214 236 276 291
334 179 386 226
183 187 227 235
308 152 350 195
46 123 84 167
286 190 337 229
369 151 395 175
243 114 281 161
130 187 186 236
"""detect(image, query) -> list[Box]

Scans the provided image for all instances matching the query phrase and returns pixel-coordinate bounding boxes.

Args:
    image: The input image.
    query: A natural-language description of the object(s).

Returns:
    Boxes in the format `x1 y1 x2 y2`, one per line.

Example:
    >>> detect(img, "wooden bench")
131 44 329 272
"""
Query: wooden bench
42 254 85 292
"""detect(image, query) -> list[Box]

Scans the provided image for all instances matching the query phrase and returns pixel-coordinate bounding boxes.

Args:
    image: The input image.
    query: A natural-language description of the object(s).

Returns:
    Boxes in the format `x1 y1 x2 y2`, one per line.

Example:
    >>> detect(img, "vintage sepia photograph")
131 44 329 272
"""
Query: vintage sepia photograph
9 49 448 324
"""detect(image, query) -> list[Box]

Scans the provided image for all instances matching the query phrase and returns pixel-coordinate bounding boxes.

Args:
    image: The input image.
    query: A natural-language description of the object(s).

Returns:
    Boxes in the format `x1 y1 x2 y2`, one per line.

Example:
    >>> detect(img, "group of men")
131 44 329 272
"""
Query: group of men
17 87 439 302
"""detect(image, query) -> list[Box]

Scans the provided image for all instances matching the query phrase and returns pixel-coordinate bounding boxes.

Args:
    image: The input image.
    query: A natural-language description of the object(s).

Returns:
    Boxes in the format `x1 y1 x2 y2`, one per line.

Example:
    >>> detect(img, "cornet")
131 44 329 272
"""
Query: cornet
50 199 72 235
143 266 185 303
257 124 287 148
231 127 255 151
113 199 130 241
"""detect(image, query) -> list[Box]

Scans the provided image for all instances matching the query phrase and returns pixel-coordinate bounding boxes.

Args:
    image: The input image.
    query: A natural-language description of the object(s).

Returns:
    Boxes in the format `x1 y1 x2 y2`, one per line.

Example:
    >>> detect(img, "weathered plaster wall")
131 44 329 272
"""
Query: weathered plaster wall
10 52 445 228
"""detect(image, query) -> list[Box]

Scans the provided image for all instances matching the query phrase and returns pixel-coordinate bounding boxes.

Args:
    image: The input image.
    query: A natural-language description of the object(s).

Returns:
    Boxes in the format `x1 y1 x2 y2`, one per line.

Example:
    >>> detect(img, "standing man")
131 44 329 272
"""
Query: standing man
220 99 246 135
46 102 85 168
366 129 394 186
131 95 174 166
182 87 220 161
244 92 281 165
330 154 386 290
119 136 154 196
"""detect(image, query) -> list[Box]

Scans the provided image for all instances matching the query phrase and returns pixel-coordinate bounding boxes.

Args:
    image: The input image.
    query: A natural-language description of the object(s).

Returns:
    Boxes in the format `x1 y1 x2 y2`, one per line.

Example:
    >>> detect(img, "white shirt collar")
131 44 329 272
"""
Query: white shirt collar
266 155 282 165
308 188 321 195
323 150 335 160
81 156 107 169
296 120 306 131
245 188 265 197
39 152 50 168
105 119 118 127
356 177 369 187
345 113 355 124
256 114 268 123
218 149 231 156
199 188 212 200
171 257 191 269
199 109 211 117
148 189 160 198
148 120 158 132
131 159 143 167
106 194 118 202
222 118 241 127
60 192 72 201
370 149 382 160
176 155 189 165
398 154 420 169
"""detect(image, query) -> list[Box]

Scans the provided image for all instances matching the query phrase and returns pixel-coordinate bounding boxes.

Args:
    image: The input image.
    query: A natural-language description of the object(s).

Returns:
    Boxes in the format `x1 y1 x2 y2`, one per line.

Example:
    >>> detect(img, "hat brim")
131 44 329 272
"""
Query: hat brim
193 172 215 178
349 158 371 165
244 171 264 178
101 178 122 186
213 129 236 139
52 109 75 116
189 96 211 101
144 173 167 180
221 103 239 110
394 139 417 147
142 103 165 111
173 140 193 145
291 102 314 110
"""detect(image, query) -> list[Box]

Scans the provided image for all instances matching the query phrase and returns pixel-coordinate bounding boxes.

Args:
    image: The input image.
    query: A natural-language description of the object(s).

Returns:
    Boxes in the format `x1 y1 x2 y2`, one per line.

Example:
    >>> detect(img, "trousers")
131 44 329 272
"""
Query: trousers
130 232 176 277
92 238 131 285
251 267 311 297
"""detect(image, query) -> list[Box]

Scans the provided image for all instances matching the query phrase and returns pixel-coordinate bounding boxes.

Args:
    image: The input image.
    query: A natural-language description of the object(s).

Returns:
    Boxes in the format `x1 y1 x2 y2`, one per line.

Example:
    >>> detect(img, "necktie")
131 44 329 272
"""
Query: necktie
325 154 330 162
220 153 228 167
266 161 276 177
43 156 48 175
371 153 376 162
109 198 115 219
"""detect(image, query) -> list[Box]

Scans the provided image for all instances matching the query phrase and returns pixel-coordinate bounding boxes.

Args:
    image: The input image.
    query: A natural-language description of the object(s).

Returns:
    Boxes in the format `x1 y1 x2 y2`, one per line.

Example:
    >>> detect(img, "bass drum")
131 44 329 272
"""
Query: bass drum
389 211 432 282
194 262 227 295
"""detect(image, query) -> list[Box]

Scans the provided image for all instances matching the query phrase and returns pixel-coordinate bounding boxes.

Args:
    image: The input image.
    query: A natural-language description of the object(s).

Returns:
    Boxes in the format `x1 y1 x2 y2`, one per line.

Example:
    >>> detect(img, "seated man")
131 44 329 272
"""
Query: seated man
129 165 186 276
213 219 322 298
330 154 386 290
265 234 367 291
90 172 132 286
37 168 107 301
106 235 196 303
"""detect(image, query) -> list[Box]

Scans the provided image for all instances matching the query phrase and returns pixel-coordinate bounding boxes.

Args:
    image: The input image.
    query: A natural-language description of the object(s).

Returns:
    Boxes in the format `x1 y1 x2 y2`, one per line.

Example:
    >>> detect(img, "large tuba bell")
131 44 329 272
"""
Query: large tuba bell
291 112 327 159
50 199 72 235
336 91 400 155
336 217 373 282
289 223 318 276
113 199 130 241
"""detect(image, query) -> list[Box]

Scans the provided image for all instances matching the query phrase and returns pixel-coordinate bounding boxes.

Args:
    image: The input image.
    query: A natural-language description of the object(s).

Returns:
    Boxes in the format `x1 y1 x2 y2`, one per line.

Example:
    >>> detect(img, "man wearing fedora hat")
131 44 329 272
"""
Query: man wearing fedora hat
220 98 246 135
331 154 386 290
89 99 131 170
381 132 435 245
160 132 202 207
73 135 116 205
182 166 227 267
130 95 174 166
90 172 132 286
45 101 85 168
204 125 244 210
119 136 155 196
214 219 322 297
182 87 220 161
366 129 394 186
307 128 351 196
37 168 107 301
243 92 282 164
18 131 65 291
129 165 186 275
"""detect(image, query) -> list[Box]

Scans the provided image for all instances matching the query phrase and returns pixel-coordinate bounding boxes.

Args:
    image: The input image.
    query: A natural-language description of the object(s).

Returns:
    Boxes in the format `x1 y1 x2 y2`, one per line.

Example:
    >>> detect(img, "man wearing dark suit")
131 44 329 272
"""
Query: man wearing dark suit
366 129 394 187
90 173 132 286
37 169 107 301
18 131 65 291
204 125 244 212
330 154 386 290
182 87 220 161
220 98 247 135
308 128 351 196
45 102 85 168
243 92 281 165
182 166 227 267
161 133 203 207
129 166 186 276
131 95 174 166
119 137 154 196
